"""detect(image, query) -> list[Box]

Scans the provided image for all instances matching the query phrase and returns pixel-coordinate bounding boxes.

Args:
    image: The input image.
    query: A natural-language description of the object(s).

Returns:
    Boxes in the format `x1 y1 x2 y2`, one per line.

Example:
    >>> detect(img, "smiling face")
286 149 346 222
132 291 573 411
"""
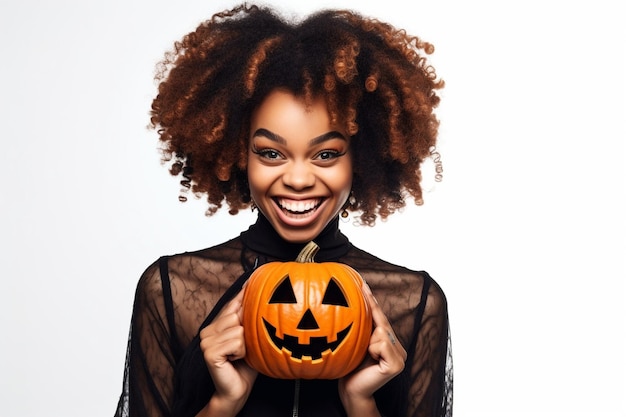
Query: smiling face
248 90 353 243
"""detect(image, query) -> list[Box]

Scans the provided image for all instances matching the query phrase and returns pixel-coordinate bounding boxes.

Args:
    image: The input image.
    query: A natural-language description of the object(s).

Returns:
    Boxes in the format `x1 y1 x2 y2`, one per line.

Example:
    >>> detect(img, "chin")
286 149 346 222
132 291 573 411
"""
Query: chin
277 229 319 244
272 221 330 244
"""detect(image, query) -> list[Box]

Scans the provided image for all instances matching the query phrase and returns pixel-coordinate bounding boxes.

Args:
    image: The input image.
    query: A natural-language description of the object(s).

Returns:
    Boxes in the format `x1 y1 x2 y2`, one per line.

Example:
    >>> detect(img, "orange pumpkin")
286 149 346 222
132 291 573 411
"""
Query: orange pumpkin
242 241 372 379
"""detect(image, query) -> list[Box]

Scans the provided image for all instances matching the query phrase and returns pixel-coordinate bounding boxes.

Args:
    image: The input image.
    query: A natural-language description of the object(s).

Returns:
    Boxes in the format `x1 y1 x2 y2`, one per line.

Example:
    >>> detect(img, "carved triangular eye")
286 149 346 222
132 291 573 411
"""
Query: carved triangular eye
269 275 297 304
322 277 349 306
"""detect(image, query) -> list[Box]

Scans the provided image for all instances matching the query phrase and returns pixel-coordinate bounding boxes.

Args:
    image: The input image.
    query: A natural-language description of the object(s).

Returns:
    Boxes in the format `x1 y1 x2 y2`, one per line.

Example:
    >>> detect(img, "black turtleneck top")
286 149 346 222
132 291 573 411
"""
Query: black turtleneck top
115 215 452 417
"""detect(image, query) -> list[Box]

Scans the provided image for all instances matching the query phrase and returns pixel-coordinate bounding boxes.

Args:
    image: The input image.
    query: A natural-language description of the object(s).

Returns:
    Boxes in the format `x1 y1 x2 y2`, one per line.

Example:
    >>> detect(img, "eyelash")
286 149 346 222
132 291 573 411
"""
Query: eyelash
316 150 344 160
251 147 345 161
252 148 282 160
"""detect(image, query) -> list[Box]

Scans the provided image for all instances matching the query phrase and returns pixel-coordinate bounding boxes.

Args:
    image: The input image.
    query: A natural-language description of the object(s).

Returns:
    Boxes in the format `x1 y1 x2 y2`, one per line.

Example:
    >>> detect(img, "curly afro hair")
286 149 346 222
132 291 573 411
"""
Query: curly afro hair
150 3 444 226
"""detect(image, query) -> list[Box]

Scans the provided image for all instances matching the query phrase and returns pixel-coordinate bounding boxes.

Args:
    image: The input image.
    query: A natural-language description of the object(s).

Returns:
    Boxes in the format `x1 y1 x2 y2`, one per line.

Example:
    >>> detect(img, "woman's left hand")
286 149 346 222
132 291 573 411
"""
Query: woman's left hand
338 283 407 416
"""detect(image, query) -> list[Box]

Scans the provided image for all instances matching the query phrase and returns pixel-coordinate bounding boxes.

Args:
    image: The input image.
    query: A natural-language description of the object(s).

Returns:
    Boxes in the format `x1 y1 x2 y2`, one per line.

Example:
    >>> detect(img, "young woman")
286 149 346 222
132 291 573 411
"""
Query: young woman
115 4 452 417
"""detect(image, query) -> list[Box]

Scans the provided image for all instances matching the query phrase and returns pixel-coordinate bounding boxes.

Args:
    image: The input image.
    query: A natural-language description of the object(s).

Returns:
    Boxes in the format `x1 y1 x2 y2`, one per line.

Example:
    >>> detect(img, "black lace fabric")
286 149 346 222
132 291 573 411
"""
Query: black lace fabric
115 215 453 417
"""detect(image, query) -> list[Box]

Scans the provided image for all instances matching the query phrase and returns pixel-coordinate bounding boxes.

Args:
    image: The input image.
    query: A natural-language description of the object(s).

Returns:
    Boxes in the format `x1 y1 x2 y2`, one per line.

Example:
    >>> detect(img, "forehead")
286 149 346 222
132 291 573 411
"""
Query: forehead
250 90 338 136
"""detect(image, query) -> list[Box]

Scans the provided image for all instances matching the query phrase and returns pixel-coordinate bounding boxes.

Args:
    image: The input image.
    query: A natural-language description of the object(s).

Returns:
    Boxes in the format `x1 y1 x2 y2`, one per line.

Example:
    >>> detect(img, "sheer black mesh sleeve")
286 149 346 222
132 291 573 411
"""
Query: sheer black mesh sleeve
115 239 247 417
115 260 178 417
406 276 452 417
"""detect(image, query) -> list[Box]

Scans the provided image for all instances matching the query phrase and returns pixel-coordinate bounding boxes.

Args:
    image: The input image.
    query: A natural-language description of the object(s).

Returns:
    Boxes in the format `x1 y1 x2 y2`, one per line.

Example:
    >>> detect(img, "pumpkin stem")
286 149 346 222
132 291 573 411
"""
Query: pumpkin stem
296 241 319 263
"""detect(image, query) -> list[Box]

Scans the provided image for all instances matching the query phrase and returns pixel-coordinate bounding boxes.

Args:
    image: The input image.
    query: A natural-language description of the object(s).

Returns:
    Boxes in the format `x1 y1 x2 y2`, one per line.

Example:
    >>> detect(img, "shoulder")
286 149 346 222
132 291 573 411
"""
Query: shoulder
164 236 244 281
344 244 433 285
133 236 247 343
344 244 448 312
133 257 165 307
134 236 245 304
420 271 448 319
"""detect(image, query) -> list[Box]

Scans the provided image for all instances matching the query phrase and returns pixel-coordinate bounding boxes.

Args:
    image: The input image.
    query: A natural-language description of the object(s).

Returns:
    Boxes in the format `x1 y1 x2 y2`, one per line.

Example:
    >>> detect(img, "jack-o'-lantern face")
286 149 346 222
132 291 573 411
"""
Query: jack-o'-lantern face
263 274 354 360
242 242 372 379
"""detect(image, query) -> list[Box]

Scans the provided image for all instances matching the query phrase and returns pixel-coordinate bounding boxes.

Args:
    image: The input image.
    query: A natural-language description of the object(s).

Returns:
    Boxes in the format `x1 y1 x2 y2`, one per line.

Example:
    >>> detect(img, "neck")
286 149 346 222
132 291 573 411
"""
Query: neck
239 214 351 262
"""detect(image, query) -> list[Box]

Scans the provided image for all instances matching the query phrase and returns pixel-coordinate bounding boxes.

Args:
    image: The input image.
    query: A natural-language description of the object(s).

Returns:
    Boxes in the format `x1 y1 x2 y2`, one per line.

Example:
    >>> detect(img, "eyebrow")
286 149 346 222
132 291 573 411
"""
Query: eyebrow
251 128 346 146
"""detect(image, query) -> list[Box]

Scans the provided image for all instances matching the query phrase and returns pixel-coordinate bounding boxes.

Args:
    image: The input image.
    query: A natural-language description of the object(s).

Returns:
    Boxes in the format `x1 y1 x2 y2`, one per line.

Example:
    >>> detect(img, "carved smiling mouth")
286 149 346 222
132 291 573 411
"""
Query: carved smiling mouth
274 198 323 215
263 318 351 360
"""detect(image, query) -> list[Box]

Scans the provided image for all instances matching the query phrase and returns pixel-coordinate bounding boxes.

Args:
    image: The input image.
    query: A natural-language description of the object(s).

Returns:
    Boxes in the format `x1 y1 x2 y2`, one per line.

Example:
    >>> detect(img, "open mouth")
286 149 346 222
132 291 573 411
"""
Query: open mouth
274 198 323 215
263 318 351 360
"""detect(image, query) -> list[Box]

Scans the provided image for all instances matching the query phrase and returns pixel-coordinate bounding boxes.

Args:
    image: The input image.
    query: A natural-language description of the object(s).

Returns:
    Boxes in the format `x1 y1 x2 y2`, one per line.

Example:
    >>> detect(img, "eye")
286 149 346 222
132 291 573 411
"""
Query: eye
269 275 297 304
322 277 349 307
315 150 342 161
252 147 283 160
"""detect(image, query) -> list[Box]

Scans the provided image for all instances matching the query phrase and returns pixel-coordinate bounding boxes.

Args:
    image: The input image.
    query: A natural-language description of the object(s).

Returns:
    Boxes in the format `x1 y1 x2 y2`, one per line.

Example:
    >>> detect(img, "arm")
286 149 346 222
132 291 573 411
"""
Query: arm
115 262 179 417
406 278 453 417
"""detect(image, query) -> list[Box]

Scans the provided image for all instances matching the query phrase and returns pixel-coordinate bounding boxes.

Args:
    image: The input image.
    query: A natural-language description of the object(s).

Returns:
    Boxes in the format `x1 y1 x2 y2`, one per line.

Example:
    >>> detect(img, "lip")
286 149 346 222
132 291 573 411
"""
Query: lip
272 197 326 227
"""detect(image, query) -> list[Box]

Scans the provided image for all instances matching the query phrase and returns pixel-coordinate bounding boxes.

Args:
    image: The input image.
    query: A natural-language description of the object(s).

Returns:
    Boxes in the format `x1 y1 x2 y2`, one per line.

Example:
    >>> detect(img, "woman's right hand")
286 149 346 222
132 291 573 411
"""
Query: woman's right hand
198 289 258 416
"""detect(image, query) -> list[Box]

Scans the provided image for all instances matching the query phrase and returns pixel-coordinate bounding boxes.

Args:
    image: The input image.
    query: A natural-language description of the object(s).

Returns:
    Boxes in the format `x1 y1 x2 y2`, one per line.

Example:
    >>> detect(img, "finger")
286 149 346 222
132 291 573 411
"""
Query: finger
201 326 247 363
362 282 392 329
200 312 241 338
370 326 398 352
200 290 246 337
362 283 406 359
367 332 406 374
223 289 245 316
371 324 406 355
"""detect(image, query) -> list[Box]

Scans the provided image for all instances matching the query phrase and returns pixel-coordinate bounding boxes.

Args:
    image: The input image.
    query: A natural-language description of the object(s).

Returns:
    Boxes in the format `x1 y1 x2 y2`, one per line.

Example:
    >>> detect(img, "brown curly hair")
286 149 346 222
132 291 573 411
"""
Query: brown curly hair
150 3 444 226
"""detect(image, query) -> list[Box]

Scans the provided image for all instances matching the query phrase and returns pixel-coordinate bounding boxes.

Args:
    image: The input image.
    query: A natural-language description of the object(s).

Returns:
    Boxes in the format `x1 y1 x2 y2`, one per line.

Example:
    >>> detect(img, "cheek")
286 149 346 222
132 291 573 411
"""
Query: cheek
246 160 267 199
330 161 353 197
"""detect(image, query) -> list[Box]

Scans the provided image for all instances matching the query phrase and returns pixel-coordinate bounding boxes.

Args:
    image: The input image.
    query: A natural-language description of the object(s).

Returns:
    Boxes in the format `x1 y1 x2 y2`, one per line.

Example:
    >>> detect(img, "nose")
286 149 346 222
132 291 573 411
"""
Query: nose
282 161 315 190
297 308 320 330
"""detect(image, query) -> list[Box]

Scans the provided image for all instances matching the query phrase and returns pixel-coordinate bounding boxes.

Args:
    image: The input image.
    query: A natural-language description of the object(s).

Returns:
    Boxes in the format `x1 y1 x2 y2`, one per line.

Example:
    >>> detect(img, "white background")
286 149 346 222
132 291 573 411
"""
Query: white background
1 0 624 416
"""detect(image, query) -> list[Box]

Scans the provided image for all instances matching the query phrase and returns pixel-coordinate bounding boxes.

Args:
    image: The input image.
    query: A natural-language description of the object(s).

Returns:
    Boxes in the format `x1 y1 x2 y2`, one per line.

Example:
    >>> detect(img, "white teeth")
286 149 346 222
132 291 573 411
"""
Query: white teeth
278 199 320 213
